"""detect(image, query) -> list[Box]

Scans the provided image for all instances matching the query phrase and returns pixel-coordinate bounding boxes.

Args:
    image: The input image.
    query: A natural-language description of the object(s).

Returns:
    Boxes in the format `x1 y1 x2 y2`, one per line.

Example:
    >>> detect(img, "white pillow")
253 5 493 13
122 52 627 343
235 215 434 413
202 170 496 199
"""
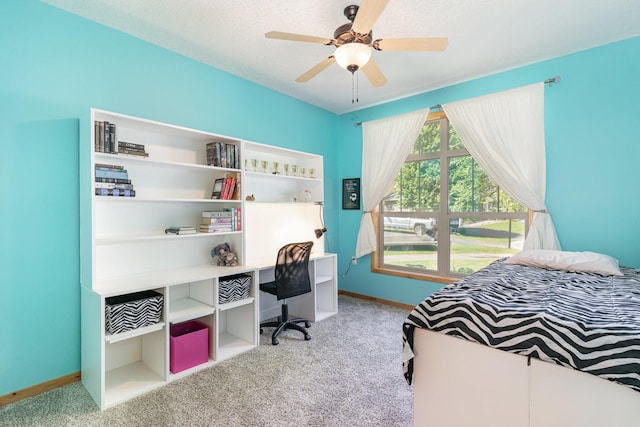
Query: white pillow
504 249 623 276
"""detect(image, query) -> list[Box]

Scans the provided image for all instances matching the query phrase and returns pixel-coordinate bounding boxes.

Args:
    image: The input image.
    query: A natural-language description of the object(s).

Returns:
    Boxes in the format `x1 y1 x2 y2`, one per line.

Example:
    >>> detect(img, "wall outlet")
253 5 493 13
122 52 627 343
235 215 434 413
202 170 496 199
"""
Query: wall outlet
351 256 357 265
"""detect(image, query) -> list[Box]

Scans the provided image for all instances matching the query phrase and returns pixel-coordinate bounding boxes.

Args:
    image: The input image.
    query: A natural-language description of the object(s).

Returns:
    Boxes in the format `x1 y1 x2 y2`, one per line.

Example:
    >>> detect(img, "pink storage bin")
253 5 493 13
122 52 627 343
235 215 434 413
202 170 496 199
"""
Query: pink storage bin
170 320 209 373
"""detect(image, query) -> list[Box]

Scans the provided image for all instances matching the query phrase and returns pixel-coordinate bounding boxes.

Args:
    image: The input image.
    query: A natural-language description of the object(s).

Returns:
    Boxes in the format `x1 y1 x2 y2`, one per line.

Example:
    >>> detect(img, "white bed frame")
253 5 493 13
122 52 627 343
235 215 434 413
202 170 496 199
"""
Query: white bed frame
413 328 640 427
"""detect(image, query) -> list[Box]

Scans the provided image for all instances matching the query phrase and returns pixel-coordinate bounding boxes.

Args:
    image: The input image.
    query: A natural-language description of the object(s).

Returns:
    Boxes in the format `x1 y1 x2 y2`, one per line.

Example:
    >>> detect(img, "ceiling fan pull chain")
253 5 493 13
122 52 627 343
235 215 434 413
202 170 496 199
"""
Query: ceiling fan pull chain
351 70 360 104
351 72 355 103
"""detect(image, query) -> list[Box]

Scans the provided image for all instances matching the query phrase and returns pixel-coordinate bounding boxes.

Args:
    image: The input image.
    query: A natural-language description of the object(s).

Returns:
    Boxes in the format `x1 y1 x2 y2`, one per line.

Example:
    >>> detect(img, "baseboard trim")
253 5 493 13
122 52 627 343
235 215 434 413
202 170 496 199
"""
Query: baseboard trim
338 290 415 311
0 371 81 407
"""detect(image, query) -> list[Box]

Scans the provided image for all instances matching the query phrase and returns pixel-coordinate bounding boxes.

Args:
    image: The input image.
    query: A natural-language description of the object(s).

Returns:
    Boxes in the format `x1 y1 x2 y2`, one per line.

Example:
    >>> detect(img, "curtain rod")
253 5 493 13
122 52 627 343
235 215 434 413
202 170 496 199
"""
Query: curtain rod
353 75 561 127
353 104 440 128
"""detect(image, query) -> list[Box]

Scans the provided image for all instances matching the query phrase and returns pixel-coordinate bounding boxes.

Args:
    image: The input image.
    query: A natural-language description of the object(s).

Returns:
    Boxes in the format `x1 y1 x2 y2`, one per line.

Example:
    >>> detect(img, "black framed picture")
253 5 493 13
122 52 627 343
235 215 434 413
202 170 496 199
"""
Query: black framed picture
342 178 360 210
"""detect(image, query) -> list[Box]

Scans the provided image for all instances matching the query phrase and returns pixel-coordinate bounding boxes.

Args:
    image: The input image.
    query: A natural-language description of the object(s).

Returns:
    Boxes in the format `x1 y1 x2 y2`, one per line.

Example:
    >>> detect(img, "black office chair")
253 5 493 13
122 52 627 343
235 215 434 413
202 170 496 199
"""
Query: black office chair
259 241 314 345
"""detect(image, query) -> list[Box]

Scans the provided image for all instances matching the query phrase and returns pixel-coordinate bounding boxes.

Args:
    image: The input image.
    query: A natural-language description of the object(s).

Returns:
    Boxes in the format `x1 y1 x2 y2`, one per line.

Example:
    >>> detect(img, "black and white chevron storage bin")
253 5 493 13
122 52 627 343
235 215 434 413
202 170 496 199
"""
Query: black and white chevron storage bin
105 290 164 334
218 274 251 304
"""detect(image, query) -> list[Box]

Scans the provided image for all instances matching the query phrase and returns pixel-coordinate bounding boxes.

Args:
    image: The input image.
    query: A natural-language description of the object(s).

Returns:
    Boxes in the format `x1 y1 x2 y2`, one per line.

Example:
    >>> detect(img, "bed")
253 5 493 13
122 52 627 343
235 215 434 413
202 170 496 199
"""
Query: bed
402 251 640 427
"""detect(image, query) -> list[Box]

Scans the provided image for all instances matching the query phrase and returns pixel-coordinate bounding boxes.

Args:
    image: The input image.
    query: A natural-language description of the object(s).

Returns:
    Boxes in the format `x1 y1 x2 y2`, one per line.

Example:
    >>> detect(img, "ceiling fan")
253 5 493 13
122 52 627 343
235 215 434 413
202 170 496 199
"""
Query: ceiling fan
265 0 448 88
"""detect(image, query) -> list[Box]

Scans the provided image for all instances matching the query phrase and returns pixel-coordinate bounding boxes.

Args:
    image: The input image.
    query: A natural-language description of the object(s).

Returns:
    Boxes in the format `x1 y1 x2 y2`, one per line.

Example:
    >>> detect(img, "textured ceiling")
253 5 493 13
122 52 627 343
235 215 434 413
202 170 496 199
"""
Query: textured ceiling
42 0 640 114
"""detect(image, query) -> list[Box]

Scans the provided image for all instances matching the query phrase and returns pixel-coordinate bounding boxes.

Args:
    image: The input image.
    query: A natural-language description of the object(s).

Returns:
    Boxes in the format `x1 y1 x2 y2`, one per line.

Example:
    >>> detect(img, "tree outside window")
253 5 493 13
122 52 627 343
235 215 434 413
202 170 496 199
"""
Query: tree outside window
378 115 528 281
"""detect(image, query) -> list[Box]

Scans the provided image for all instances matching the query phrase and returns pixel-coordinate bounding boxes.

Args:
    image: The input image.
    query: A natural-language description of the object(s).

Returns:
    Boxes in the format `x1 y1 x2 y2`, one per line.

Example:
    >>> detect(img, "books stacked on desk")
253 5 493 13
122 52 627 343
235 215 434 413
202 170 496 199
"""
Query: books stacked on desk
118 141 149 158
200 208 241 233
206 141 240 169
95 163 135 197
164 226 197 235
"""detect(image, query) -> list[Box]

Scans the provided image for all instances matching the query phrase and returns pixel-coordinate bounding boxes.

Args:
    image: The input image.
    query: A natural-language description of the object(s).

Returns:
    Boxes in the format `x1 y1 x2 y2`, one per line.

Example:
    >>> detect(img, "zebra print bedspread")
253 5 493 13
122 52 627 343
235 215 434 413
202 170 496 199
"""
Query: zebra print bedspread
402 259 640 392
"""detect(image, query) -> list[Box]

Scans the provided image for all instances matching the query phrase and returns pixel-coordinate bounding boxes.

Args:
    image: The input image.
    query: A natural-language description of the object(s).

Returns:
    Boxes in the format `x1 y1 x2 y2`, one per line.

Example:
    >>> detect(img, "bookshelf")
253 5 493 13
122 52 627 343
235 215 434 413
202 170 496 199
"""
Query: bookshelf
80 109 336 410
80 109 257 410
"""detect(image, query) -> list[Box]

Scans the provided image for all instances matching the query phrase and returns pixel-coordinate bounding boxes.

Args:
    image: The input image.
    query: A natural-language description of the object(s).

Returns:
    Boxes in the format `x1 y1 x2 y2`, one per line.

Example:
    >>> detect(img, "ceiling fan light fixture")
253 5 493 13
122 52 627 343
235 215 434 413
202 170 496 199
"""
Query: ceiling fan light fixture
334 42 371 72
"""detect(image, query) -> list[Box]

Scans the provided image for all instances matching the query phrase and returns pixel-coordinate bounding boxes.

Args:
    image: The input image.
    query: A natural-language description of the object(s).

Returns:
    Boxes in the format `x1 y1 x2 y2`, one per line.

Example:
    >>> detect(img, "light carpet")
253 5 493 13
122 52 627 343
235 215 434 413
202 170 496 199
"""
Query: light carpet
0 295 413 426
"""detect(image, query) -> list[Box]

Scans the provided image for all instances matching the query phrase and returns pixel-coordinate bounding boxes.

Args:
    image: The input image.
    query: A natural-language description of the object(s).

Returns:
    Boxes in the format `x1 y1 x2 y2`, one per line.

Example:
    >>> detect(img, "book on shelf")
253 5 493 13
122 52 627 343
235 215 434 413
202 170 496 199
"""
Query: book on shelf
95 163 125 170
220 177 236 200
199 224 233 233
95 182 116 189
95 166 127 172
95 169 129 179
118 141 145 150
95 177 132 184
164 226 197 235
95 182 135 190
202 210 233 218
95 188 135 197
210 178 225 199
119 149 149 157
231 178 241 200
95 121 102 152
109 123 117 154
201 217 232 225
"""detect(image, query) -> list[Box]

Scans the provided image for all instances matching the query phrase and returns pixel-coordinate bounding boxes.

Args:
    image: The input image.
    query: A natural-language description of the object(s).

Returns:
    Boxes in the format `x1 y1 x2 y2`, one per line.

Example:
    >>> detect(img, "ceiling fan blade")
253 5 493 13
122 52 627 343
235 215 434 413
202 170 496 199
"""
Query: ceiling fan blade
295 56 336 82
361 58 387 88
351 0 389 35
375 37 448 51
266 31 333 45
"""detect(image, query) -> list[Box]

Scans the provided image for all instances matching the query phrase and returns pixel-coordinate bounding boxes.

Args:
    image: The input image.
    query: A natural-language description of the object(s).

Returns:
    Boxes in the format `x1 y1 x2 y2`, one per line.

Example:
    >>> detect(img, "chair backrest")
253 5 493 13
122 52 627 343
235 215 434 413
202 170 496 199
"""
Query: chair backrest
274 241 314 300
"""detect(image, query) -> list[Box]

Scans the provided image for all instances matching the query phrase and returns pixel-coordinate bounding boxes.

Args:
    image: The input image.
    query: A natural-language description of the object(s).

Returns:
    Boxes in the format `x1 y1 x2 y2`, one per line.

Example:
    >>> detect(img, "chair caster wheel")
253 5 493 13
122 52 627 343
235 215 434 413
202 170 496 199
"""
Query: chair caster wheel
304 334 311 341
272 338 279 345
305 321 311 328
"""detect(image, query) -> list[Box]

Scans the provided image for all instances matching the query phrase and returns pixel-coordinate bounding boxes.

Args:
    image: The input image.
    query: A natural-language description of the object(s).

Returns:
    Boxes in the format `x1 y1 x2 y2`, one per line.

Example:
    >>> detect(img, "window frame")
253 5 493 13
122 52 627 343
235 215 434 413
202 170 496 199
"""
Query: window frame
372 111 529 284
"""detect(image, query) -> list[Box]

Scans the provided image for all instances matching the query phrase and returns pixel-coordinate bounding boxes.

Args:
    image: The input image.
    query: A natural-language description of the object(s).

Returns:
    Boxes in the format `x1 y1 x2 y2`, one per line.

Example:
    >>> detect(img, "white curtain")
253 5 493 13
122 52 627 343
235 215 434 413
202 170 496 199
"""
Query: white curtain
442 83 561 250
355 107 430 258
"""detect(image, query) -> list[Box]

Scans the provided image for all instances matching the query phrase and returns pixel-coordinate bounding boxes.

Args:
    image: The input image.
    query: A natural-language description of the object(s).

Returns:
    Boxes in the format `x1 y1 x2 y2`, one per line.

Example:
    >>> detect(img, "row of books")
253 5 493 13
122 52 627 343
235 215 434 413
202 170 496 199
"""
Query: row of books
206 141 240 169
94 121 117 154
164 209 242 236
95 163 136 197
211 174 238 200
118 141 149 158
200 208 241 233
94 120 149 158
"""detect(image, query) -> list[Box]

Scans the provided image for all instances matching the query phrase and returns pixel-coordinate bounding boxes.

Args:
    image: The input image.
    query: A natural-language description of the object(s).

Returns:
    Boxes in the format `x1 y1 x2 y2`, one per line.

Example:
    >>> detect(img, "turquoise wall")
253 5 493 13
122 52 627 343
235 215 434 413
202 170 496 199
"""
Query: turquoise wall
0 0 338 396
337 36 640 306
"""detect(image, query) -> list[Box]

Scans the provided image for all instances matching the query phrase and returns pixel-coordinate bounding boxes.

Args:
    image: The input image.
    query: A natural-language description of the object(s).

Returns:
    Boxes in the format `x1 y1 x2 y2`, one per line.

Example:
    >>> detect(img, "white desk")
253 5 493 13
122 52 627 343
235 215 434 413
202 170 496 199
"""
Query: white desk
250 252 338 322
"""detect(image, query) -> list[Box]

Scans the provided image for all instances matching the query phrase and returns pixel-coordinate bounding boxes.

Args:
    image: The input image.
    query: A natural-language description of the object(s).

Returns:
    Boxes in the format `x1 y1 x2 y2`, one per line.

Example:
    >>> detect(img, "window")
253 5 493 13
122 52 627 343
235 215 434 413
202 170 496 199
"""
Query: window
376 112 528 282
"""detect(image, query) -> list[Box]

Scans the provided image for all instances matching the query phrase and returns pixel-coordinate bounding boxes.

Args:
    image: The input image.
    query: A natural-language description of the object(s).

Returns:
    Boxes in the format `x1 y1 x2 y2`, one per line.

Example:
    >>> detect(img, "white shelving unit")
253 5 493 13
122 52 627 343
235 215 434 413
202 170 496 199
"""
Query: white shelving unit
80 109 258 410
80 109 336 410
